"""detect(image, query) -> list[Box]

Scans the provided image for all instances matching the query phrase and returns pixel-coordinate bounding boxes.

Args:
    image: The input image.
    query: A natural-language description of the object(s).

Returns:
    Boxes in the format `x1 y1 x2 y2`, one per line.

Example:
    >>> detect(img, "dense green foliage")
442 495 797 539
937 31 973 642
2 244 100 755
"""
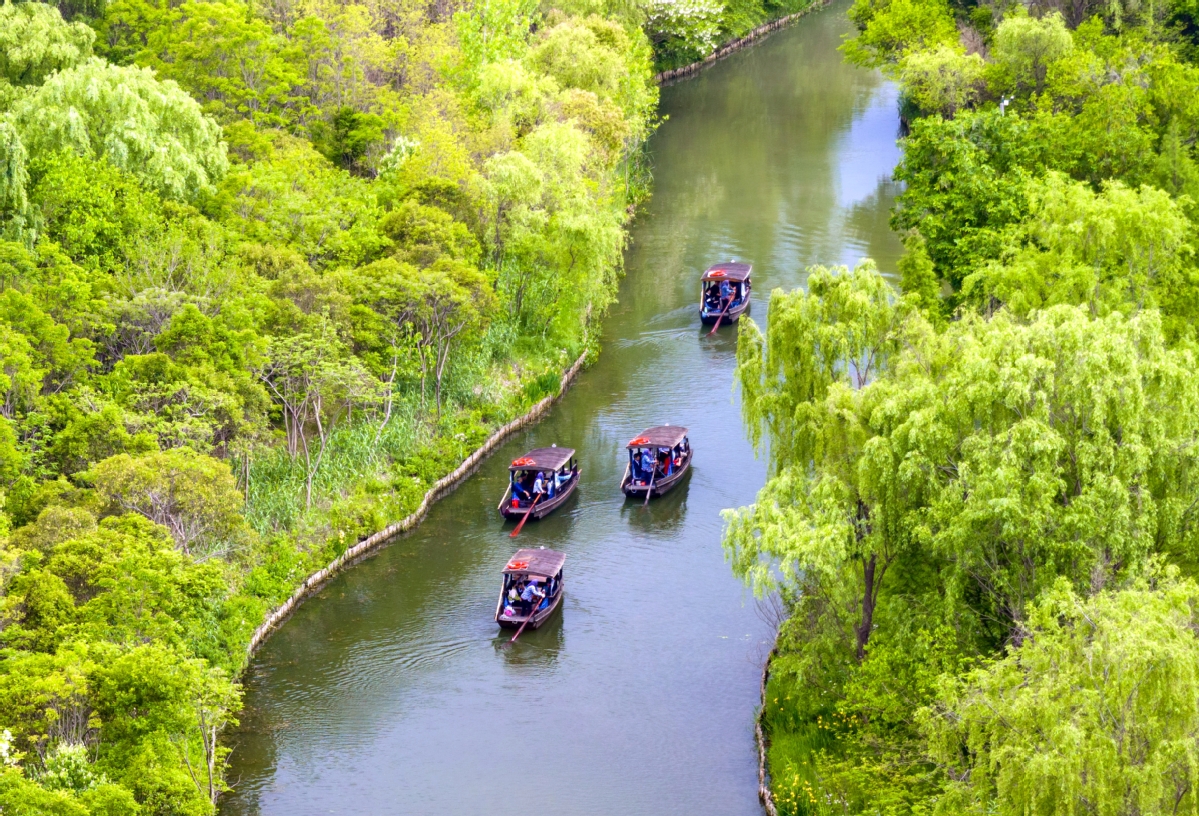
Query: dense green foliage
0 0 674 810
552 0 823 70
729 0 1199 812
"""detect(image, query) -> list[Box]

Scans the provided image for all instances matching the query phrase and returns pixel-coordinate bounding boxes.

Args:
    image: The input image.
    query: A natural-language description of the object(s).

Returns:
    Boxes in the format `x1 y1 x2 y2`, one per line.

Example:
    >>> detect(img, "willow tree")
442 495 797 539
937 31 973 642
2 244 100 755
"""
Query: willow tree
961 172 1199 341
924 577 1199 816
0 2 94 89
9 58 228 201
726 262 914 661
727 266 1199 667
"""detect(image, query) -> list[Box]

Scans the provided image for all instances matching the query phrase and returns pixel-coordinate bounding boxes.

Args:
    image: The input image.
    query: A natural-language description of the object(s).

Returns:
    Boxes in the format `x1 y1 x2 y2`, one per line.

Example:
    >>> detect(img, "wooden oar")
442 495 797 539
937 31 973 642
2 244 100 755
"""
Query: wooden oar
509 492 542 538
707 299 733 336
508 589 547 644
643 463 658 507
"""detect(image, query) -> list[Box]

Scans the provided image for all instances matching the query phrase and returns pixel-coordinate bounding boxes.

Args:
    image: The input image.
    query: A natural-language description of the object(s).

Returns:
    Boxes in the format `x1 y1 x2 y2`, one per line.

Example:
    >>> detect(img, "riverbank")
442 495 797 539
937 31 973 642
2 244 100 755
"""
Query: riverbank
243 351 590 657
655 0 831 84
0 0 661 809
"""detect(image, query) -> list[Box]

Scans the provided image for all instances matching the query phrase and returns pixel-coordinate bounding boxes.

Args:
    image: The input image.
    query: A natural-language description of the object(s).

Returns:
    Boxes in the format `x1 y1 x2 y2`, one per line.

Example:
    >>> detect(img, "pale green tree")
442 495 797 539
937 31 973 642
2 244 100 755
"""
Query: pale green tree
0 121 29 238
962 172 1199 339
924 577 1199 816
485 122 623 341
991 11 1074 96
257 322 382 507
843 0 960 70
527 15 657 140
9 58 229 201
0 2 94 89
86 448 248 559
726 262 913 660
454 0 539 72
135 0 306 126
898 45 985 118
727 270 1199 663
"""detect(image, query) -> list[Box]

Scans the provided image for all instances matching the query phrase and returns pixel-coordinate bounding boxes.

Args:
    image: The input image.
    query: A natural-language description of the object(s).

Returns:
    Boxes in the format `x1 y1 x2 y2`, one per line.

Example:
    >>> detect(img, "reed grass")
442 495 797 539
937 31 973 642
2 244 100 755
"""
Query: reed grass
244 408 422 535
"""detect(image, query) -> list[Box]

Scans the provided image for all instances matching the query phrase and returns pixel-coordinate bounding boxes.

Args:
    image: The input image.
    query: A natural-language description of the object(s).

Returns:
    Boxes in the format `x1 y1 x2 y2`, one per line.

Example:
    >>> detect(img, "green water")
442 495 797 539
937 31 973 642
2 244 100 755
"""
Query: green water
221 7 902 813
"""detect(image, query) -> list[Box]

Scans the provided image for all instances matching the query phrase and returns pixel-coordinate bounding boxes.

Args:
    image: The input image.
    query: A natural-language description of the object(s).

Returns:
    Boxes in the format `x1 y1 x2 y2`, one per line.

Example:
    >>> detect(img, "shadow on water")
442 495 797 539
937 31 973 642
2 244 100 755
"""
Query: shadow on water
492 614 566 667
619 470 693 531
221 3 902 814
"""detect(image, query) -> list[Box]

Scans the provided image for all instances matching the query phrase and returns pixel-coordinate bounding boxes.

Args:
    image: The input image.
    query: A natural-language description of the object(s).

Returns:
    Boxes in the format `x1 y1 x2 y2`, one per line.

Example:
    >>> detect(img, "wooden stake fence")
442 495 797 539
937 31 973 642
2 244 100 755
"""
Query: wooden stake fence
654 0 833 86
244 351 591 659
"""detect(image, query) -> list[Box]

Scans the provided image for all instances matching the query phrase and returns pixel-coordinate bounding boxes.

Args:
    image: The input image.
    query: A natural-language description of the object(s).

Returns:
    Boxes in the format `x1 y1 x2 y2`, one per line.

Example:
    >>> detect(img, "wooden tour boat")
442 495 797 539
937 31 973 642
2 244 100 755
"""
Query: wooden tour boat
621 425 692 499
498 446 579 522
699 262 752 325
495 547 566 630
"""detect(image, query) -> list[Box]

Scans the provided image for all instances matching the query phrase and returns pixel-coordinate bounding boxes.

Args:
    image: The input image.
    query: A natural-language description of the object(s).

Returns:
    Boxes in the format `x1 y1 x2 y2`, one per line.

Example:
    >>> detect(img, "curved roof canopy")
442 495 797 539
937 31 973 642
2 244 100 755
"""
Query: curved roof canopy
702 262 752 282
509 447 575 472
503 548 566 577
627 426 689 448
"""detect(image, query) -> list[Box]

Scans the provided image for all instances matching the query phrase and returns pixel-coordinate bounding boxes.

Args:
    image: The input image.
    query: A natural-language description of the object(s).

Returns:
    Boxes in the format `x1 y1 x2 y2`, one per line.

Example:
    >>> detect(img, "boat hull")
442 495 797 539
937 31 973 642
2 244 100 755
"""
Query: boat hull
499 472 580 521
621 450 692 499
699 301 750 324
496 589 564 629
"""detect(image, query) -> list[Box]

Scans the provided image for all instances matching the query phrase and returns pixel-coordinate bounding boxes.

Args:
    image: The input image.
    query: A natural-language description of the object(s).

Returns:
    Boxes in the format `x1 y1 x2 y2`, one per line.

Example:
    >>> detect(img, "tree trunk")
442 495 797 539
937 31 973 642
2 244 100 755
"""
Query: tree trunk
375 354 398 446
855 552 877 661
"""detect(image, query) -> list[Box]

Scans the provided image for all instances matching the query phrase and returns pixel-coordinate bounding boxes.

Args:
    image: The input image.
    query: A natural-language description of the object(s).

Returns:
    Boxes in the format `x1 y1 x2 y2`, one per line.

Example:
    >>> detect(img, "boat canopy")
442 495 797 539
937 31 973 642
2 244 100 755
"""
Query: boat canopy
503 548 566 578
701 262 752 282
509 447 575 472
627 426 688 449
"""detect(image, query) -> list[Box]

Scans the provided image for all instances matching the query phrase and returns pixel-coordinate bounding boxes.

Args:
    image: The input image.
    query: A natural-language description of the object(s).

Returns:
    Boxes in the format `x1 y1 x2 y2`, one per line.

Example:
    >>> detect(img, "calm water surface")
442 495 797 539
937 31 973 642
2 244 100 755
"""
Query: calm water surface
222 7 902 814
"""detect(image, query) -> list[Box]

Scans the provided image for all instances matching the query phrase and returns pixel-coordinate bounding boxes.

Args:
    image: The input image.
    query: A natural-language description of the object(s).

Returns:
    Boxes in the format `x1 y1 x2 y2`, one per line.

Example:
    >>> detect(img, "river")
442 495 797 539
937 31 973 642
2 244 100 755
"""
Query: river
221 6 902 814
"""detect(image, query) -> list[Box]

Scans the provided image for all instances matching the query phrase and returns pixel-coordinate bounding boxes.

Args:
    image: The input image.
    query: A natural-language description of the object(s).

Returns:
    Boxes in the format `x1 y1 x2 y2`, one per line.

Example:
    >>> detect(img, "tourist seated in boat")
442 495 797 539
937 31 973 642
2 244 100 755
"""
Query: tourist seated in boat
512 471 532 503
520 580 545 615
637 448 655 482
533 470 547 499
623 426 691 497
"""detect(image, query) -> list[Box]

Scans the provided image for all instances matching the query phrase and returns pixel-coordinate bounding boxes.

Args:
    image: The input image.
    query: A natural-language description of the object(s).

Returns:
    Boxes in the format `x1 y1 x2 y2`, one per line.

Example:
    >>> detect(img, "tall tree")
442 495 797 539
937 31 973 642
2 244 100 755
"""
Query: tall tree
9 58 229 201
924 577 1199 816
0 2 94 89
257 322 380 507
728 270 1199 664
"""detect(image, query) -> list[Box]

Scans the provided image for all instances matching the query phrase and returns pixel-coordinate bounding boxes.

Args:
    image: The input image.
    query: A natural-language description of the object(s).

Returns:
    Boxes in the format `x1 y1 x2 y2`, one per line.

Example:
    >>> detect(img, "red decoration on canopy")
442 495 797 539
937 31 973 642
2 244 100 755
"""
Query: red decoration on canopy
629 436 650 446
506 560 529 571
511 457 535 467
708 269 727 277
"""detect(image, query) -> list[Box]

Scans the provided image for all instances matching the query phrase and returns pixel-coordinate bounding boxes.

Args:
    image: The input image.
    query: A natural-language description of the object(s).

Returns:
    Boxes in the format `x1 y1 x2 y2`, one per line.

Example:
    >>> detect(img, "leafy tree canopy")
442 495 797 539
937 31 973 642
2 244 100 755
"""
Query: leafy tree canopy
925 575 1199 816
9 58 229 202
0 1 94 90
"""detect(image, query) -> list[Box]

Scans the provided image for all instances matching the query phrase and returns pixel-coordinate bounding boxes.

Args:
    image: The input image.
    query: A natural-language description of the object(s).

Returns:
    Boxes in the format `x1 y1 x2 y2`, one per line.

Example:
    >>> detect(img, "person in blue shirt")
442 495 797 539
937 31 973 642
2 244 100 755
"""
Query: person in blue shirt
639 449 655 482
513 472 531 503
719 279 732 309
520 581 545 614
